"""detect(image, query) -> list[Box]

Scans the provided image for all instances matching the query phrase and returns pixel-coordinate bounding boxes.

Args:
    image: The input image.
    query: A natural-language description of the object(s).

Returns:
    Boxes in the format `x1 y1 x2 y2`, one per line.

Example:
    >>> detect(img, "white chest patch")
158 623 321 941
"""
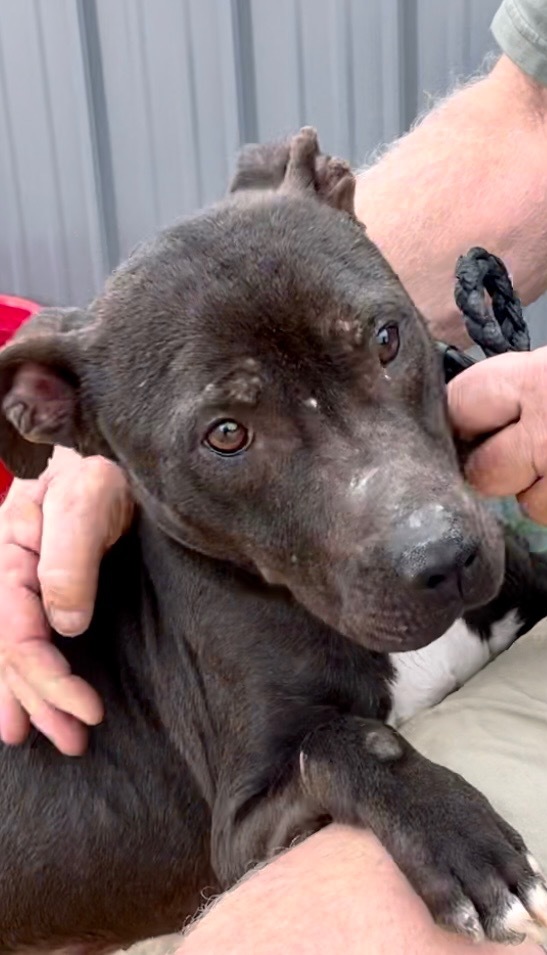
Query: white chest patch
387 609 521 727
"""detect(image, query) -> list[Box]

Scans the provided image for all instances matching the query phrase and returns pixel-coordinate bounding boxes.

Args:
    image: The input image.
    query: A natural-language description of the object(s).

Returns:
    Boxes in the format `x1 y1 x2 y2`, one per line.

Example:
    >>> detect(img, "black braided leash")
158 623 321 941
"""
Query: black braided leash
437 246 530 382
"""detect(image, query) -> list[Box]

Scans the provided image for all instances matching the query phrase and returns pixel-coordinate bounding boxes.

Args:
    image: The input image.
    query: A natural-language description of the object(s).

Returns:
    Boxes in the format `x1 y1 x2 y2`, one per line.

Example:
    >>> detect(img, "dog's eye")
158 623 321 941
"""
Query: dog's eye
204 420 251 455
376 324 400 364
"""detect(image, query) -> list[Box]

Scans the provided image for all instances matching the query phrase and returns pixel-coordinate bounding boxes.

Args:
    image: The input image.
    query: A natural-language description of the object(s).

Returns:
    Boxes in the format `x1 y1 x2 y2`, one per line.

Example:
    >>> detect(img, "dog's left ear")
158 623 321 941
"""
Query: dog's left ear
229 126 356 217
0 307 102 479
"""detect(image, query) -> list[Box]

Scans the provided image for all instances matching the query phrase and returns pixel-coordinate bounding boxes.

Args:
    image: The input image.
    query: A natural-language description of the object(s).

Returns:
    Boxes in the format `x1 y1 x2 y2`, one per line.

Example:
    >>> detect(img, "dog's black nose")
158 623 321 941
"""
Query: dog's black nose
390 505 479 601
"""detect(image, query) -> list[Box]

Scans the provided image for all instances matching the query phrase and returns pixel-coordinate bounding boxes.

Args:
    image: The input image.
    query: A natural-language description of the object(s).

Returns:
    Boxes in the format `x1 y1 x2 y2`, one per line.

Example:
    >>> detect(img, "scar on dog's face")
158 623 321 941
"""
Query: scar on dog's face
0 129 504 651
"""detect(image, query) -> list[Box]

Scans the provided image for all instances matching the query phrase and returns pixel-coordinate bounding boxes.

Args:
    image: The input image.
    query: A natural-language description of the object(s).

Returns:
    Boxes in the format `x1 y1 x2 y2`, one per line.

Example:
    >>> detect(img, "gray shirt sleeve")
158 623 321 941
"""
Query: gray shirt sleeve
492 0 547 85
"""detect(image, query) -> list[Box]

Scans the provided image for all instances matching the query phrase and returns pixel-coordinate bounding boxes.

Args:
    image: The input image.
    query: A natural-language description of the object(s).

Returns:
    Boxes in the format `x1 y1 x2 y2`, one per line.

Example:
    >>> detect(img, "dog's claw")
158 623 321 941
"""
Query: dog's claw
499 896 546 945
438 870 547 945
440 900 485 942
490 859 547 944
524 876 547 925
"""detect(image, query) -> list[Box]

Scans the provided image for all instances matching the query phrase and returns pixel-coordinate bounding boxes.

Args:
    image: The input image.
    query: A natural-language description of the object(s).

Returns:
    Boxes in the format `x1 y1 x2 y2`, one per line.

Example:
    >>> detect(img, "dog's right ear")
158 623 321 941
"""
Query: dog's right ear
229 139 291 193
0 307 96 479
229 127 356 217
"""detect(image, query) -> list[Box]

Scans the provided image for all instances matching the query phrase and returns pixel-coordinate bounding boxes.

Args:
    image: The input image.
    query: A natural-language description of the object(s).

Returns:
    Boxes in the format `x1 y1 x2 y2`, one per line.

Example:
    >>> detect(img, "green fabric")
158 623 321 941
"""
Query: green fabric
492 0 547 85
490 496 547 552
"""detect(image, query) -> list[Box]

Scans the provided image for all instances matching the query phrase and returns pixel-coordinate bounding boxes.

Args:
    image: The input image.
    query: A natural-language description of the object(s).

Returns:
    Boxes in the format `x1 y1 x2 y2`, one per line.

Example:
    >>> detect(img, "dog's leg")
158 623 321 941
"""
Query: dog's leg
213 719 547 945
299 717 547 944
211 766 325 886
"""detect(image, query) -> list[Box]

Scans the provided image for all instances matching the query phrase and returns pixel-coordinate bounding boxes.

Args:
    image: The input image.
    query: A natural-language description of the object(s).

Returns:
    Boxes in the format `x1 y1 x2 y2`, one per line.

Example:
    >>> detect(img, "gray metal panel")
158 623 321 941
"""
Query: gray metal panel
0 0 107 306
0 0 545 346
94 0 241 260
249 0 407 161
417 0 500 107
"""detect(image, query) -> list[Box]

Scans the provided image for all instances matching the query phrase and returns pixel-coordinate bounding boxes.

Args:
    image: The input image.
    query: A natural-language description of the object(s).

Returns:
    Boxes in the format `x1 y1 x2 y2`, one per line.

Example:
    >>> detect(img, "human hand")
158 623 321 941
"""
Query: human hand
448 347 547 523
0 448 133 755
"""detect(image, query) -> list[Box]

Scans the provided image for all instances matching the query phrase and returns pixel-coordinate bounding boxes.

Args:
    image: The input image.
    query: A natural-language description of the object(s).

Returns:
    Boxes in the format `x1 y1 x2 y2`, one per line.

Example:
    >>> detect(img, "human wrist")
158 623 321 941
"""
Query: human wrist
487 53 547 128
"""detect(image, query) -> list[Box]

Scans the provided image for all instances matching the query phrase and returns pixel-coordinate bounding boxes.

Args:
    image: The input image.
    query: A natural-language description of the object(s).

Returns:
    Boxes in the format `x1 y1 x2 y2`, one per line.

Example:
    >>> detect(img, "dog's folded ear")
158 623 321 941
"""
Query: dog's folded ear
229 126 356 217
229 139 291 193
0 307 95 479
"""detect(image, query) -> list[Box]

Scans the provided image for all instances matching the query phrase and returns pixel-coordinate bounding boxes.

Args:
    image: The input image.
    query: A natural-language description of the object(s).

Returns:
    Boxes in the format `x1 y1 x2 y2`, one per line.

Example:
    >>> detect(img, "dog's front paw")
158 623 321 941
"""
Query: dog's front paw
385 763 547 945
300 718 546 943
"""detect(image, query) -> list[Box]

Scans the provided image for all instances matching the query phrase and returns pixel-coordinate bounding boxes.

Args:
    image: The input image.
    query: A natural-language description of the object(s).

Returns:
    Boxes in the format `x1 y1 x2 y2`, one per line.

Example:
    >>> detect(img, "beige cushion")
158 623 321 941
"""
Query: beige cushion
402 619 547 868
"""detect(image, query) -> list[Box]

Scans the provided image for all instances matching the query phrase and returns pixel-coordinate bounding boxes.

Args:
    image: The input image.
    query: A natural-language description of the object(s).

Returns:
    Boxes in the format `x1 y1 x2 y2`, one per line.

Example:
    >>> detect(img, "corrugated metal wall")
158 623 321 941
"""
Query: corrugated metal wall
1 0 545 340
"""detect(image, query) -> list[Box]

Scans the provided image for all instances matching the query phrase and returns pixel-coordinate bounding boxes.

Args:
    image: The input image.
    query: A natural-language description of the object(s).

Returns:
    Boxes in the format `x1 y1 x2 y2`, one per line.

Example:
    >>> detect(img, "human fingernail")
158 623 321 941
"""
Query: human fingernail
49 610 90 636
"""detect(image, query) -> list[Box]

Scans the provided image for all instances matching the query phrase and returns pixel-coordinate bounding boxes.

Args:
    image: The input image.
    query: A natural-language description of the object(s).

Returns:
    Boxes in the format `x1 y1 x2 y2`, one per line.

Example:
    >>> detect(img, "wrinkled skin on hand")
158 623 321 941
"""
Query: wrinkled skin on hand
448 346 547 525
0 448 132 755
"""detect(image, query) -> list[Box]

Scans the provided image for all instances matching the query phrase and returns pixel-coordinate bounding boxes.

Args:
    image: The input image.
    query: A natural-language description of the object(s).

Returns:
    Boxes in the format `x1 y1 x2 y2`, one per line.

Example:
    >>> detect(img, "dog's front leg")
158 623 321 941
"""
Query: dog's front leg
211 765 325 888
211 716 547 943
299 716 547 945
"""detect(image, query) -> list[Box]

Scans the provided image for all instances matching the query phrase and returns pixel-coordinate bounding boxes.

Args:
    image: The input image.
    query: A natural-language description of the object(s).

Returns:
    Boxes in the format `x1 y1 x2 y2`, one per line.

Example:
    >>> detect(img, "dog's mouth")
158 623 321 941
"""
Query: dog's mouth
312 590 470 654
130 455 505 657
342 607 465 653
268 532 505 654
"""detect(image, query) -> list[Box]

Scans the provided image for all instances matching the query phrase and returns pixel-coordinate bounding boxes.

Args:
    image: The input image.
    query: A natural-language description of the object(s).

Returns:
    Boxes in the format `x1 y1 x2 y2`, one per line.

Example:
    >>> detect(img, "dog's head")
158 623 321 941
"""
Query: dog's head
0 128 503 651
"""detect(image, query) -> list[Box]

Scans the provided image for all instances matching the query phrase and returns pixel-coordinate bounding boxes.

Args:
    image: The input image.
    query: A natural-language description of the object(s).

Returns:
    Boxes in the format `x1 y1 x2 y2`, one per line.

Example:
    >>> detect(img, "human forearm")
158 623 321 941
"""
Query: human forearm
178 826 542 955
355 55 547 344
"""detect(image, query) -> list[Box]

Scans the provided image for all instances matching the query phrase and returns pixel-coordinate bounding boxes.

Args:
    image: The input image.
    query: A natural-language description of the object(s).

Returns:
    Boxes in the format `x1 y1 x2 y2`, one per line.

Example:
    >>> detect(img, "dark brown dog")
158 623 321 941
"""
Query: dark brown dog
0 128 546 952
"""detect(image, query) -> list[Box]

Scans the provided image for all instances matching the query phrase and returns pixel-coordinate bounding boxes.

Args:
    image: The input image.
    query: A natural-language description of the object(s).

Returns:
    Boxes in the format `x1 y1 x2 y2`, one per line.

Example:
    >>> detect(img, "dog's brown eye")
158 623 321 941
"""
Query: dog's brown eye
204 420 251 455
376 324 400 364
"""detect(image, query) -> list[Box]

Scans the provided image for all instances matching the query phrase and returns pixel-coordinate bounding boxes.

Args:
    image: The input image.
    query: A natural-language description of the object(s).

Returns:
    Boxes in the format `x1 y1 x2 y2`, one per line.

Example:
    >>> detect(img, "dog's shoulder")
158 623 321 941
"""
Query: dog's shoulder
0 520 215 949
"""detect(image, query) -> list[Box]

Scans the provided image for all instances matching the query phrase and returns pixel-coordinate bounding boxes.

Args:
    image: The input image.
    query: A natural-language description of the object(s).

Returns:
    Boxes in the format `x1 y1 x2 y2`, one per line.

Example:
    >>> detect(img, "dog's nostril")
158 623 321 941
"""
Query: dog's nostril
464 550 477 569
392 532 480 598
415 549 477 594
425 572 448 590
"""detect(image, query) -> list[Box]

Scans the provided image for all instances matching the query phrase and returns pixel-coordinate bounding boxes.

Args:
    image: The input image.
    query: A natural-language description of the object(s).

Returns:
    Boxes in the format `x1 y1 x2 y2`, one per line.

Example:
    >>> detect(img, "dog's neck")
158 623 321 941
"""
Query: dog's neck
128 472 260 575
131 508 272 799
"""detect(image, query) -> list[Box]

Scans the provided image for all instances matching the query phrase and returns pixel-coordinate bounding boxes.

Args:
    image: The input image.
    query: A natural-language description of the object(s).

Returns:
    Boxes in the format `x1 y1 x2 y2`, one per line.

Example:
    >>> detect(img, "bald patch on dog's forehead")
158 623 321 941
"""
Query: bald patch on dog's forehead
201 358 263 406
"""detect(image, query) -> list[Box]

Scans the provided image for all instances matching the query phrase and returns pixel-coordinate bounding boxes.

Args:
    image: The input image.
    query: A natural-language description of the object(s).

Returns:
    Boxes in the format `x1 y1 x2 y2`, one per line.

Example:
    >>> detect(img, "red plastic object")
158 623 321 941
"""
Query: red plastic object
0 294 42 500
